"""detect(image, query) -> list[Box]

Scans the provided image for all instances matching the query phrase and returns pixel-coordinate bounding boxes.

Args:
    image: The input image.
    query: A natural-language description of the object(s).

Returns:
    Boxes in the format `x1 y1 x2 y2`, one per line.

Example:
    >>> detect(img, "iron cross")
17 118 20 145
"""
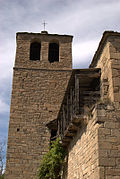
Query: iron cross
42 20 47 31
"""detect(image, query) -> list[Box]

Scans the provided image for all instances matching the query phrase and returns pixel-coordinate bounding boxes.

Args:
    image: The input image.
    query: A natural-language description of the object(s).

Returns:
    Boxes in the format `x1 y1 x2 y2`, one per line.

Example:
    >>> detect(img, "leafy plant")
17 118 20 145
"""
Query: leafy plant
0 174 4 179
37 137 65 179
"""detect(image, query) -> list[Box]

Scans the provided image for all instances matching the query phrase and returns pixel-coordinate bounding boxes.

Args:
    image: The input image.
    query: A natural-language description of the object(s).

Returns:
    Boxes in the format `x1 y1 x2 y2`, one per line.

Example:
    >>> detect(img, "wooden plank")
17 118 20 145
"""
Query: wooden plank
76 71 100 80
75 74 80 114
66 95 69 126
64 128 76 137
70 88 73 120
58 118 60 136
62 136 72 142
60 114 63 136
72 88 75 115
62 105 66 132
80 91 100 95
68 122 79 131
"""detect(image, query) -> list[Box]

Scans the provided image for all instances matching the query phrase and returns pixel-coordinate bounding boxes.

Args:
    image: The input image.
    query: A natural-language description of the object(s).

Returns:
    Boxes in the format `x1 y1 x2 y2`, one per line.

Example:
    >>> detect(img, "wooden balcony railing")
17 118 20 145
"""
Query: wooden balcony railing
57 68 101 146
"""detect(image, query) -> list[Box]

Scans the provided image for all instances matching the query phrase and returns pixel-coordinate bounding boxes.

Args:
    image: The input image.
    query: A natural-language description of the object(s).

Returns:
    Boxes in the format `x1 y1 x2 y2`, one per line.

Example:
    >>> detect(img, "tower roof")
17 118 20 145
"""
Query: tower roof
16 31 73 38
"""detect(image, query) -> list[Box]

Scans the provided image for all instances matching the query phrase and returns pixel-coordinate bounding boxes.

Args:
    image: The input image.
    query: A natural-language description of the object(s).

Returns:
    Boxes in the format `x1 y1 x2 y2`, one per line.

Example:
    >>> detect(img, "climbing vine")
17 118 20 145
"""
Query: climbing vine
37 137 65 179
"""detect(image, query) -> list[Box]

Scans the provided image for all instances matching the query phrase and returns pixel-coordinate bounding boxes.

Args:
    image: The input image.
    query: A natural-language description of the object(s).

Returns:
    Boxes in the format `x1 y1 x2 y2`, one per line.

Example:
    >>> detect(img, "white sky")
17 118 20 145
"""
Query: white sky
0 0 120 141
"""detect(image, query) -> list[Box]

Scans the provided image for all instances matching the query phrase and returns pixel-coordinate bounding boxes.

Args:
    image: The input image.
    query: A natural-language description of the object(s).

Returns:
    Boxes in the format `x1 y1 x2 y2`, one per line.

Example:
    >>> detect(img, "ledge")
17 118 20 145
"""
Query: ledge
62 115 87 146
16 32 73 38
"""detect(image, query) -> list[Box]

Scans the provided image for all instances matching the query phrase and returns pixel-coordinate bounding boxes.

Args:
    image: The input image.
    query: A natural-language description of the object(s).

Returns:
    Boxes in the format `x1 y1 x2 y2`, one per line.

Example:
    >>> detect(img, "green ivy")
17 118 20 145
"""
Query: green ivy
37 137 65 179
0 174 5 179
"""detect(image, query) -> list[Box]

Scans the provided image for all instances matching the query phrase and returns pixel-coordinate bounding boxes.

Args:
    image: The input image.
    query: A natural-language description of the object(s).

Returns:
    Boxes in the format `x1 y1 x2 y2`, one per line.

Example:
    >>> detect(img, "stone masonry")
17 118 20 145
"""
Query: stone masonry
5 32 73 179
63 102 120 179
6 31 120 179
62 32 120 179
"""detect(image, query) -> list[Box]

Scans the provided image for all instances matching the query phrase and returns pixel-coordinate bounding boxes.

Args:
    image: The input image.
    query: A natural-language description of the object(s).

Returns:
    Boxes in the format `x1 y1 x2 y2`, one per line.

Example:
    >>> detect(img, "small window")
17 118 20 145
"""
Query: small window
30 42 41 60
50 129 57 145
48 43 59 63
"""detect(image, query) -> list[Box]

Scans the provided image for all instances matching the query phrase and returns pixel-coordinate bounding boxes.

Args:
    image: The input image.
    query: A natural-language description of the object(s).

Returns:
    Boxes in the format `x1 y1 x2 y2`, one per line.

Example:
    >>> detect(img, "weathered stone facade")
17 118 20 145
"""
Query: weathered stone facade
5 32 73 179
62 32 120 179
6 31 120 179
63 102 120 179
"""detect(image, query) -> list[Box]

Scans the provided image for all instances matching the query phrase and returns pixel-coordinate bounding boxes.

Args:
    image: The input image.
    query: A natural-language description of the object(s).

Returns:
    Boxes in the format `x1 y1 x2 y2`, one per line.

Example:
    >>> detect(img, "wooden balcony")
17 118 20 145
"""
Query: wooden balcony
57 68 101 146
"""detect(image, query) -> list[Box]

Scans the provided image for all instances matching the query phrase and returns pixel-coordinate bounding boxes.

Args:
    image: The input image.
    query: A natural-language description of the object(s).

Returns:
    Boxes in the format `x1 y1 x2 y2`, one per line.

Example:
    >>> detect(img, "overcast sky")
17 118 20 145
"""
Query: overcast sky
0 0 120 143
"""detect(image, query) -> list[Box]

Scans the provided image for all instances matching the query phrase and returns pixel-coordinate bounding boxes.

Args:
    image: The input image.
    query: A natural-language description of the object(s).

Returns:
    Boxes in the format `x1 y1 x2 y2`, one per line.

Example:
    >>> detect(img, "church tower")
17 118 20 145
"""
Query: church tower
5 31 73 179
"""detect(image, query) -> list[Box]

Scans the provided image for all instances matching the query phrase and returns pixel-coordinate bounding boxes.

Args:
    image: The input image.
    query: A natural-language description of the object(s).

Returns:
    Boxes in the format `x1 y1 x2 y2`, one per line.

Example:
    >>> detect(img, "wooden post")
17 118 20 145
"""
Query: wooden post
62 105 66 132
57 118 60 136
75 74 80 114
60 113 63 138
66 95 69 125
70 88 73 120
72 88 75 115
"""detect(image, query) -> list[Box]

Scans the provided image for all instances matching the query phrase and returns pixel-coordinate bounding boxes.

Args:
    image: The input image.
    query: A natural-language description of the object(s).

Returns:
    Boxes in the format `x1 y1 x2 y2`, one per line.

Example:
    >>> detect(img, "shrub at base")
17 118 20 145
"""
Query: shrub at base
37 137 65 179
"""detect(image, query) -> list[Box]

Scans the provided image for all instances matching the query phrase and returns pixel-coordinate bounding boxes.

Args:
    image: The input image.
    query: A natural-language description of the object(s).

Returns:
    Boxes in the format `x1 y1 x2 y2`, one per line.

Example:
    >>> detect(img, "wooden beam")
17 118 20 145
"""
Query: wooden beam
75 74 80 114
70 88 73 120
76 71 100 79
62 105 66 132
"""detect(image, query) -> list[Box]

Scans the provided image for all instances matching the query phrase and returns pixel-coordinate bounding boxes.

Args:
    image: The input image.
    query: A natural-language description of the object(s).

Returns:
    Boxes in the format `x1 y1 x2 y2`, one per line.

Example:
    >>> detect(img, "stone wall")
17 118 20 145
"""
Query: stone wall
5 32 72 179
63 33 120 179
63 102 120 179
97 103 120 179
109 36 120 105
96 35 120 105
95 40 113 101
63 110 100 179
96 35 120 179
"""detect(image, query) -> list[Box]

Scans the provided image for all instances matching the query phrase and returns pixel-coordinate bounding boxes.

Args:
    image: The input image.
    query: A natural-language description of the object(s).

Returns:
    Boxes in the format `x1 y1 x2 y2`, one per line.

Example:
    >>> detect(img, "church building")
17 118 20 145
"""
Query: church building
5 30 120 179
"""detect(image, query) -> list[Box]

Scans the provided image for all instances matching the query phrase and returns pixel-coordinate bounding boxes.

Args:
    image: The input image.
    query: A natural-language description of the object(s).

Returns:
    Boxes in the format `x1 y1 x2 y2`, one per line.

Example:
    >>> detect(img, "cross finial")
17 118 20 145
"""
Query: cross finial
42 20 47 31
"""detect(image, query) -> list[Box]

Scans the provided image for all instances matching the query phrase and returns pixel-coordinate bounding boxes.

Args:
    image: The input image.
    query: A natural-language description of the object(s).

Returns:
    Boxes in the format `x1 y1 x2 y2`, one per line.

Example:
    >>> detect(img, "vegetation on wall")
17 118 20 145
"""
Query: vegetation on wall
0 174 4 179
37 137 65 179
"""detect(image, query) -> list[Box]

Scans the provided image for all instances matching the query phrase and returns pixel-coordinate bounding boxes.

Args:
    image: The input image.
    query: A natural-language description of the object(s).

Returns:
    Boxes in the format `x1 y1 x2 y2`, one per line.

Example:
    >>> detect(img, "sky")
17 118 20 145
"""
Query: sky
0 0 120 147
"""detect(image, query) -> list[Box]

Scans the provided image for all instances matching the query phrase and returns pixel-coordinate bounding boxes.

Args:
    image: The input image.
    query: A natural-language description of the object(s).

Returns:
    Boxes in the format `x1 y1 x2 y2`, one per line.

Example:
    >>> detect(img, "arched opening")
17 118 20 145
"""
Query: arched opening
48 43 59 63
30 42 41 60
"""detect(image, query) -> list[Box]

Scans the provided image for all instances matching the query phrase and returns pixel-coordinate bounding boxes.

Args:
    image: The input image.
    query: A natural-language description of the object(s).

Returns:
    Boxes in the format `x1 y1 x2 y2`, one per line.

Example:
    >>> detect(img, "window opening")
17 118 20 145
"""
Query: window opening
48 43 59 63
30 42 41 60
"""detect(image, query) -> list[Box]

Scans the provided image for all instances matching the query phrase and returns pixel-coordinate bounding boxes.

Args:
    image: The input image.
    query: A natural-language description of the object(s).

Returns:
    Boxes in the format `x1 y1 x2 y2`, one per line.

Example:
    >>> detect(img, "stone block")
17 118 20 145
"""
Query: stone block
98 128 111 135
104 122 116 129
106 167 120 176
99 158 115 166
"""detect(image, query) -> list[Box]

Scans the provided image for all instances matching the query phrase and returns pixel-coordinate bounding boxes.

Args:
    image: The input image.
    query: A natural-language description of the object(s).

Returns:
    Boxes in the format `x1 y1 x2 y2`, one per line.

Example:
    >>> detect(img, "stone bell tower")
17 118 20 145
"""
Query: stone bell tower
5 31 73 179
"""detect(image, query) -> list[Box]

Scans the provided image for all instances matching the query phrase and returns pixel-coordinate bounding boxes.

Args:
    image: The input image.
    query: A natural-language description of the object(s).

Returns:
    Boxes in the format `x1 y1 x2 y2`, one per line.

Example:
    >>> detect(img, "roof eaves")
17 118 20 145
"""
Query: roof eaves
89 31 120 68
